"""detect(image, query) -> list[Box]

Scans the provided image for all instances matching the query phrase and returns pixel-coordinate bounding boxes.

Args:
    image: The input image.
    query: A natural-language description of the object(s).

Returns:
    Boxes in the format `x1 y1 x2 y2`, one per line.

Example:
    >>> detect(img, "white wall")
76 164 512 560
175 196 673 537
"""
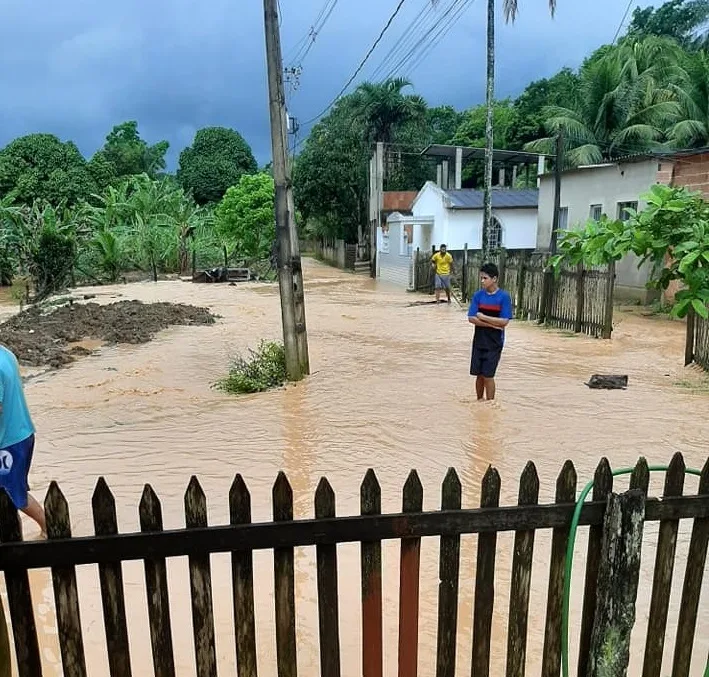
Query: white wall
412 182 537 251
412 183 449 246
537 159 660 302
376 221 412 287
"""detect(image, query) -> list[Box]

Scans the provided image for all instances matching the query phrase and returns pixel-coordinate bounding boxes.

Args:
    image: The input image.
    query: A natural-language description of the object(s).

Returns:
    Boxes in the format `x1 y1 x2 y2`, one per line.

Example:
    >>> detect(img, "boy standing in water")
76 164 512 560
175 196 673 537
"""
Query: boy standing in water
431 244 454 304
467 263 513 401
0 345 46 535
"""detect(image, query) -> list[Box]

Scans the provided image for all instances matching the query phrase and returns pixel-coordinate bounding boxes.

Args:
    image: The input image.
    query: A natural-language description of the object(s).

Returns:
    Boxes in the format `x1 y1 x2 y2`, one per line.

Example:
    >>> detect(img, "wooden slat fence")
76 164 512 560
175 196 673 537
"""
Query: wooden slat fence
414 249 615 338
0 454 707 677
693 312 709 371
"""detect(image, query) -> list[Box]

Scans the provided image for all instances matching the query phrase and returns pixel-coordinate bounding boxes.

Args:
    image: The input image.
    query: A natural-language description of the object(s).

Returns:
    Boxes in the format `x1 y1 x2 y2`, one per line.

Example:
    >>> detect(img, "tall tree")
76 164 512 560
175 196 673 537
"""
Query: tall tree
93 121 169 181
0 134 97 206
350 77 427 144
669 49 709 147
293 95 369 243
177 127 258 205
511 69 580 148
480 0 556 255
626 0 709 47
526 37 682 164
215 173 275 263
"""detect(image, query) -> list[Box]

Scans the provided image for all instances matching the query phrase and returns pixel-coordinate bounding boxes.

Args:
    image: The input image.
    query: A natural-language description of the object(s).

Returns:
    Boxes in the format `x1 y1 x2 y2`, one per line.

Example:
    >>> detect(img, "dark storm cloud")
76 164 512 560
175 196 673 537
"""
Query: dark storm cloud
0 0 657 168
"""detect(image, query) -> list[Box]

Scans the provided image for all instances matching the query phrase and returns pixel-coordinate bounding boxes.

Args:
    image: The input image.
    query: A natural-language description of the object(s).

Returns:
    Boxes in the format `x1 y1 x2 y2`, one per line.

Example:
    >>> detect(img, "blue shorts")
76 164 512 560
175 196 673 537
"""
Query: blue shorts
0 434 35 510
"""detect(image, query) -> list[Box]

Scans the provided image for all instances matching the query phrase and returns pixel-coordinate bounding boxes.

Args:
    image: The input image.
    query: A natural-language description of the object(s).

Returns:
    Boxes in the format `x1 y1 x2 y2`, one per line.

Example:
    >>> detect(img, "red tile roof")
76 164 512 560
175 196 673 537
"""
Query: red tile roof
383 191 418 212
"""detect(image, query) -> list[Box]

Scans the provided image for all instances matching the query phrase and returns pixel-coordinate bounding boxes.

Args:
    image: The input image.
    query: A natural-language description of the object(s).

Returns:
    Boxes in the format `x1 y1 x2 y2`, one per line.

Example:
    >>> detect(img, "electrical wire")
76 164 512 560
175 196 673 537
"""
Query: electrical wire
612 0 634 44
376 0 464 80
393 0 477 79
368 0 445 81
303 0 412 126
562 465 709 677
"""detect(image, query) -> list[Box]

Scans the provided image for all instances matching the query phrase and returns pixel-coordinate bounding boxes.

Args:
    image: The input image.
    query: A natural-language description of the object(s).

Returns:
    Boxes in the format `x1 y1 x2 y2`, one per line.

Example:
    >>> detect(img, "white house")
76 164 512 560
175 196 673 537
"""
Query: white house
376 181 538 288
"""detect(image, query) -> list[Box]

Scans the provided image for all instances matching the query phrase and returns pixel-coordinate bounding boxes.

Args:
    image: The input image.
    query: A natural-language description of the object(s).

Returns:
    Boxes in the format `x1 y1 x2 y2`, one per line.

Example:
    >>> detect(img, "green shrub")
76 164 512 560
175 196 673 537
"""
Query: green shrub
217 341 286 394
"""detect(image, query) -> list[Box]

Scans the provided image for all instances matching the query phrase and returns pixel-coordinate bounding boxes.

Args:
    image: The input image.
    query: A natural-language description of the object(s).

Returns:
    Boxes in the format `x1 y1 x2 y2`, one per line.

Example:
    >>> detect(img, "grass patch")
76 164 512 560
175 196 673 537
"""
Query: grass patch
216 341 287 394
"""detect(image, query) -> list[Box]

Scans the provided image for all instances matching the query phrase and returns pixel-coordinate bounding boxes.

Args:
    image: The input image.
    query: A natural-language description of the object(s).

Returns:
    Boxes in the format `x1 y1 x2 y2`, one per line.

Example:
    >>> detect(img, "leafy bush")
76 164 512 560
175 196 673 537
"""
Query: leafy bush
216 341 287 394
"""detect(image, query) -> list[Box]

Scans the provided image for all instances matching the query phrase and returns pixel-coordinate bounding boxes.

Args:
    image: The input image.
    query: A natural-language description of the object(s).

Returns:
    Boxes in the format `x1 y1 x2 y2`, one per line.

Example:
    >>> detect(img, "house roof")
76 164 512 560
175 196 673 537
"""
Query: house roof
443 188 539 210
383 191 418 212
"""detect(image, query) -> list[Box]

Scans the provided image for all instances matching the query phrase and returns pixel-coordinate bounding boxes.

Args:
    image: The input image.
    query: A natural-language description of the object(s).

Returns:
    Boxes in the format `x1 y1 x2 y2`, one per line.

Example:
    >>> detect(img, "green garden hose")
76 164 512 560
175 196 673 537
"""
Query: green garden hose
561 465 709 677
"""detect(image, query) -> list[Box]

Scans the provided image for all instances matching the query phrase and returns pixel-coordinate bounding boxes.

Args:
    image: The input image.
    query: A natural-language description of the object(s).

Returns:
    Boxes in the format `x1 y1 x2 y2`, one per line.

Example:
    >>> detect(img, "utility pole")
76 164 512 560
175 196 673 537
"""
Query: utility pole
482 0 495 259
540 131 564 324
264 0 310 379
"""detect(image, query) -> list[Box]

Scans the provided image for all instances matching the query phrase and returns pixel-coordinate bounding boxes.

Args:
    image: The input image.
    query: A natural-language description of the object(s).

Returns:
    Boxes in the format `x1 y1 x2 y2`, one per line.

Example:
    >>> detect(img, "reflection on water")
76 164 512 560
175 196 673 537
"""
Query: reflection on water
3 260 708 676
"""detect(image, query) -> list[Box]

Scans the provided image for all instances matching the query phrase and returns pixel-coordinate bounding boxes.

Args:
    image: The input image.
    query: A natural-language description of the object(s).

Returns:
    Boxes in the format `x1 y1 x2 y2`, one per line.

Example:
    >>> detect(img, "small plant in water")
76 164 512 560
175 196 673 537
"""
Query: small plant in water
217 341 287 394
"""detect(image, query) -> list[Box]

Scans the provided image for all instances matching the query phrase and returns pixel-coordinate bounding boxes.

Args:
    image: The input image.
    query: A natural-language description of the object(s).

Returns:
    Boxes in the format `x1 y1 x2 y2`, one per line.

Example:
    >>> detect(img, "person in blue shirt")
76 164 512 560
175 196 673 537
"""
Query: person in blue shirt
0 345 46 535
467 262 513 401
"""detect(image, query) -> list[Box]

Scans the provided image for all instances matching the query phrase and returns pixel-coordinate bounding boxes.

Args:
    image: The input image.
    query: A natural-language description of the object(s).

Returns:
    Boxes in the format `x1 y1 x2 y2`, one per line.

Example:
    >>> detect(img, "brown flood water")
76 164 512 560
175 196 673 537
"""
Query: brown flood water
3 259 709 677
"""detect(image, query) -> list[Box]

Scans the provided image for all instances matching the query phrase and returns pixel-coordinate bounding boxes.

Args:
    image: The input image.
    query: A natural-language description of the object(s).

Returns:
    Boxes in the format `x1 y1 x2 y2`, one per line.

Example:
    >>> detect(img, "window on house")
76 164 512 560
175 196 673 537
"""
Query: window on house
558 207 569 231
590 204 603 221
617 201 638 222
489 217 503 250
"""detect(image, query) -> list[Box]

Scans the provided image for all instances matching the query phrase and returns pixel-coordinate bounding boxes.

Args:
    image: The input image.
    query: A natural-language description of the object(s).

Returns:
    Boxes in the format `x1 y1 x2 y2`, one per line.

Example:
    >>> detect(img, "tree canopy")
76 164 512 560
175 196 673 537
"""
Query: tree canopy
627 0 709 46
215 173 275 261
92 121 169 181
177 127 258 205
0 134 97 206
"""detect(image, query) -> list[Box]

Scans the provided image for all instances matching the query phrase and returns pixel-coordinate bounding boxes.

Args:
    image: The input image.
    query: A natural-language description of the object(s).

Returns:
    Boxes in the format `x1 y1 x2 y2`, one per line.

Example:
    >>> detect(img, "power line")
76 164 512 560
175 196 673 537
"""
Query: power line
403 0 476 77
287 0 341 68
383 0 474 80
612 0 634 44
303 0 412 126
368 0 443 81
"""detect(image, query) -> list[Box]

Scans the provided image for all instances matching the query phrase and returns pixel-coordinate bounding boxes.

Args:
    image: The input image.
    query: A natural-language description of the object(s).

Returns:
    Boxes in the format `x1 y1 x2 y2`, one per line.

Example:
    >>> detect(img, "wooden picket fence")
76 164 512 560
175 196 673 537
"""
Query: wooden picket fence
0 454 707 677
414 249 615 338
690 311 709 371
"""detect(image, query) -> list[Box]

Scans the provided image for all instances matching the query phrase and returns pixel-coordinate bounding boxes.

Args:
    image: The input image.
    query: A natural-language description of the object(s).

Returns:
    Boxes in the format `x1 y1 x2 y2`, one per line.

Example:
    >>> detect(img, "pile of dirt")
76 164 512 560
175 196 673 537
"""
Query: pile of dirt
0 300 216 368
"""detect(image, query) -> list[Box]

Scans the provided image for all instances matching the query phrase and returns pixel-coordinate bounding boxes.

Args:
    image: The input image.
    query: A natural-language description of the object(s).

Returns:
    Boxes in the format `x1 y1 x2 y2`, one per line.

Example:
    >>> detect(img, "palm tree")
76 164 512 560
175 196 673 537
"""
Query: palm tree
668 50 709 148
525 37 681 164
350 77 427 144
479 0 555 255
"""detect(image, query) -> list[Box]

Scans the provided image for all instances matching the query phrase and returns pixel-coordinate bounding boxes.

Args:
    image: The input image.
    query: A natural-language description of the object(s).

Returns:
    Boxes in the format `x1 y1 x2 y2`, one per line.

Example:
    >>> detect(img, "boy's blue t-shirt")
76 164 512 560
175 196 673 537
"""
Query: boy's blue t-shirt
0 346 35 449
467 288 513 350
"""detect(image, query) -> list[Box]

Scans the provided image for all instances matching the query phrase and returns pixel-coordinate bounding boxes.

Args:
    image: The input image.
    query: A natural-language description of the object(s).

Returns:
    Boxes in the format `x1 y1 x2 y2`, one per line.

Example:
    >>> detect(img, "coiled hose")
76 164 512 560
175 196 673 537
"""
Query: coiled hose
562 465 708 677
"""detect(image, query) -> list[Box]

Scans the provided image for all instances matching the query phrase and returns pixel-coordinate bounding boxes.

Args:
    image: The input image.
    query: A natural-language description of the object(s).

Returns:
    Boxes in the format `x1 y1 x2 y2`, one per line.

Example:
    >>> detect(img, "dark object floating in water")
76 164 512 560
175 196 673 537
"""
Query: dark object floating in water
586 374 628 390
192 267 250 284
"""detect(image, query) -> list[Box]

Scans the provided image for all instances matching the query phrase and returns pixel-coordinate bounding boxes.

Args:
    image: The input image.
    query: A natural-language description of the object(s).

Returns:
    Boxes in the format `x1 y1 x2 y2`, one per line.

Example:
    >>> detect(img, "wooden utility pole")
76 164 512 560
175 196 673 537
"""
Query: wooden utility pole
482 0 495 258
540 131 564 324
263 0 309 379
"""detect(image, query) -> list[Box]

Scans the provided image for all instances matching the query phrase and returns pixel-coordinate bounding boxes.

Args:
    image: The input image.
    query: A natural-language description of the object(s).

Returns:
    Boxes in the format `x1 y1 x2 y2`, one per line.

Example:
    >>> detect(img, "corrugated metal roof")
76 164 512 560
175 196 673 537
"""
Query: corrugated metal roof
443 189 539 210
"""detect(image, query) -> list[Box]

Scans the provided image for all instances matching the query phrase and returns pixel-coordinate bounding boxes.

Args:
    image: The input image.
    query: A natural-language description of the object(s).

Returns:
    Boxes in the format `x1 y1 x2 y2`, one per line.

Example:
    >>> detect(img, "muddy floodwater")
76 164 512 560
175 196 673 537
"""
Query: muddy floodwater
3 259 709 677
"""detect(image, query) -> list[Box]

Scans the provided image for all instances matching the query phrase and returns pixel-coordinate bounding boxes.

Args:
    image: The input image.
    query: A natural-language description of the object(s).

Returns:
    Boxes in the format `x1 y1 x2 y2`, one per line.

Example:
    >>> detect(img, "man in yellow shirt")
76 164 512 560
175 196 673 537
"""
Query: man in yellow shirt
431 244 454 303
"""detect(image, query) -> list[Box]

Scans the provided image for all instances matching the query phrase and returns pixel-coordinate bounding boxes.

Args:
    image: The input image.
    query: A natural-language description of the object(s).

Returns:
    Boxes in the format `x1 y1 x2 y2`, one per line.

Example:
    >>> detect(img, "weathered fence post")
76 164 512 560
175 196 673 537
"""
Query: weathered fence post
684 308 696 366
575 263 585 334
602 260 615 339
462 244 469 302
516 254 528 319
498 249 507 289
587 490 645 677
414 248 420 292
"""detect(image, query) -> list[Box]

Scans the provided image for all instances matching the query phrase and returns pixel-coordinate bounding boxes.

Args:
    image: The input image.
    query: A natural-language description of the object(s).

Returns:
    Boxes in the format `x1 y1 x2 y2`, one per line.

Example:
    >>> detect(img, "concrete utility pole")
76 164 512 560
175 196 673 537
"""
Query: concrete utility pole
263 0 310 379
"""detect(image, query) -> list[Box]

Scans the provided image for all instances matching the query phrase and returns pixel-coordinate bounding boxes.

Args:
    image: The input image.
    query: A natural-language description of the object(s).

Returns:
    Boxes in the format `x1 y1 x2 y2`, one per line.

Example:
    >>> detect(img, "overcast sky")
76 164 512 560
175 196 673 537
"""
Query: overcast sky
0 0 657 168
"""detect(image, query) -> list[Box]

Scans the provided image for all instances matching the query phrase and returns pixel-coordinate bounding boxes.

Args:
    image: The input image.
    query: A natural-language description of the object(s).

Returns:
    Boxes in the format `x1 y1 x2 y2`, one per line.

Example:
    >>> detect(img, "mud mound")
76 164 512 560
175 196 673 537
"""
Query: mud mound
0 300 216 368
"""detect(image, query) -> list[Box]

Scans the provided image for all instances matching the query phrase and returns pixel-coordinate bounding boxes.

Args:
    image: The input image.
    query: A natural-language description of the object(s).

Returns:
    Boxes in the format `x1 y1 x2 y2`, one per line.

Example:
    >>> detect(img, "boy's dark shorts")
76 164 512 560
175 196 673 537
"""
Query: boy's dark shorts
470 346 503 378
0 434 35 510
